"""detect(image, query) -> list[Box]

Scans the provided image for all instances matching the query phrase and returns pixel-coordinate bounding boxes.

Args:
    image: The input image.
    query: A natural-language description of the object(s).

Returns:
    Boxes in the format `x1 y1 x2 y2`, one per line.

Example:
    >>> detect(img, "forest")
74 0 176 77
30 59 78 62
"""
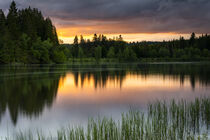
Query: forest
0 1 67 64
0 2 210 64
68 33 210 62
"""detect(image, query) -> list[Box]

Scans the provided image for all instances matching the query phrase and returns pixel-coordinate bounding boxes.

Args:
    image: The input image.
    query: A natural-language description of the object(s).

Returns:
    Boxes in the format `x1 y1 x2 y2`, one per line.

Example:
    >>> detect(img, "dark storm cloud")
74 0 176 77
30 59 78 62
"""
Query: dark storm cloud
0 0 210 33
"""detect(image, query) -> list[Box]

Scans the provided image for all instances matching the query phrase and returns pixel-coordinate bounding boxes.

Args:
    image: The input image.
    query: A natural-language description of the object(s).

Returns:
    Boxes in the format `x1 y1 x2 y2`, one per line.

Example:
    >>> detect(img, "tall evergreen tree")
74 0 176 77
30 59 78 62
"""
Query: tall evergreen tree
73 35 79 58
118 35 123 41
0 9 6 35
6 1 21 62
179 37 185 49
73 35 79 47
7 1 19 40
44 18 58 45
189 32 196 46
0 9 6 56
18 7 38 40
101 35 107 42
0 1 64 64
93 34 98 42
80 35 85 45
52 25 59 45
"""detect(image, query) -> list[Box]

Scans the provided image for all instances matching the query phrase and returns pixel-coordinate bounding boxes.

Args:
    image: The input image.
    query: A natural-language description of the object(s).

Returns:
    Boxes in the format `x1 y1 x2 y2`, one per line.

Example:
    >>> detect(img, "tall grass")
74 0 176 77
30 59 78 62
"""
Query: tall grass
7 97 210 140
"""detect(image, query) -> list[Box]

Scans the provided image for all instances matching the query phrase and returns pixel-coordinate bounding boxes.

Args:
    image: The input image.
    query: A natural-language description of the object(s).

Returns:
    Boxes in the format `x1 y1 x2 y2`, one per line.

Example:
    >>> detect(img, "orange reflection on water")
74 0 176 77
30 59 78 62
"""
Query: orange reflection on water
56 73 195 104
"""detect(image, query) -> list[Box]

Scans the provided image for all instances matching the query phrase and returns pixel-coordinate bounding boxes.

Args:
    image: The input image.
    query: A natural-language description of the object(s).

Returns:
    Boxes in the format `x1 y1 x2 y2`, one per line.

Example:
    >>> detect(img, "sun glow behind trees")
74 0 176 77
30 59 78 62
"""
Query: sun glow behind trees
58 33 193 44
1 2 210 64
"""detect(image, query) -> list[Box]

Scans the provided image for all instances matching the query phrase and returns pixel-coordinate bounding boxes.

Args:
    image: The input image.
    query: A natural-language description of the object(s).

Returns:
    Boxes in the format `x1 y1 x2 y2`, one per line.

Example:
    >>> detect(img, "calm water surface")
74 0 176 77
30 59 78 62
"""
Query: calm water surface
0 63 210 137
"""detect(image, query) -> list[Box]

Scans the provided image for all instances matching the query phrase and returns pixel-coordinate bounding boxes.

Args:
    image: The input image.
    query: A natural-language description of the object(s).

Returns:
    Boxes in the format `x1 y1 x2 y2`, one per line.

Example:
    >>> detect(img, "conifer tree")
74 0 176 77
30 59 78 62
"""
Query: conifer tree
0 1 64 64
7 1 19 40
190 32 196 46
74 35 79 47
80 35 85 45
0 9 6 60
0 9 6 35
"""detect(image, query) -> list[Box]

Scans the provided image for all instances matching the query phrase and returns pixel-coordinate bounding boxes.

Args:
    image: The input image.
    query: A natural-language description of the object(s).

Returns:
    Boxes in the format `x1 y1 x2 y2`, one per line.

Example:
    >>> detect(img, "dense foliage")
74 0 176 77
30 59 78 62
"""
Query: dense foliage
1 2 210 64
67 33 210 62
0 1 67 64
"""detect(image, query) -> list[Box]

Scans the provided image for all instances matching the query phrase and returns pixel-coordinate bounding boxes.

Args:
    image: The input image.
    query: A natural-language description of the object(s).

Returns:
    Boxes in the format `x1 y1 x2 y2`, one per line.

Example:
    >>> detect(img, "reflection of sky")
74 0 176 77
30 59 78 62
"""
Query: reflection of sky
57 73 209 104
0 71 210 138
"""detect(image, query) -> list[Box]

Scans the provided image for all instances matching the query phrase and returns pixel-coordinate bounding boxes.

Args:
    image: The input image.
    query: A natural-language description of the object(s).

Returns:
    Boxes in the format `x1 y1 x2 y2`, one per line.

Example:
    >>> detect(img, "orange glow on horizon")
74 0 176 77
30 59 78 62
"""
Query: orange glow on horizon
57 27 192 44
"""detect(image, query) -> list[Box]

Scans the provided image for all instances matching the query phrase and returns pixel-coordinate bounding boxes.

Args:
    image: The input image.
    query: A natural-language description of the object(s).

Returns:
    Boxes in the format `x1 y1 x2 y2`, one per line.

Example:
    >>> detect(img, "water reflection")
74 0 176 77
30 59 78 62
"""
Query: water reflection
0 63 209 127
68 63 210 90
72 71 125 88
0 65 66 125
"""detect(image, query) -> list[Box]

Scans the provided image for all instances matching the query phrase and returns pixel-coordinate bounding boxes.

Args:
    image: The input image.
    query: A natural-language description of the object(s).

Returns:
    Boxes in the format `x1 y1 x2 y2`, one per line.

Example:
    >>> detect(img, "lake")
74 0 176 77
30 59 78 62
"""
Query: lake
0 62 210 137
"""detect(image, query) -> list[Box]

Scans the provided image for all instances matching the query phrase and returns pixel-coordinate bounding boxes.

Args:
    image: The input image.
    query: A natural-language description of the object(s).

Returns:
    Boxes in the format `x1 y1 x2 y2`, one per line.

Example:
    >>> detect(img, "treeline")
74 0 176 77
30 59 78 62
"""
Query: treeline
129 33 210 61
0 1 67 64
66 33 210 62
1 2 210 64
66 34 127 62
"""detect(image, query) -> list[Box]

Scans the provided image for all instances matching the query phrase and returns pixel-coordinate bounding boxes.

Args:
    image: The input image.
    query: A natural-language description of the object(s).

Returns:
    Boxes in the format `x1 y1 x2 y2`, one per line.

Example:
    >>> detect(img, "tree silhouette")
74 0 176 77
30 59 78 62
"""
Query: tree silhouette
0 1 62 64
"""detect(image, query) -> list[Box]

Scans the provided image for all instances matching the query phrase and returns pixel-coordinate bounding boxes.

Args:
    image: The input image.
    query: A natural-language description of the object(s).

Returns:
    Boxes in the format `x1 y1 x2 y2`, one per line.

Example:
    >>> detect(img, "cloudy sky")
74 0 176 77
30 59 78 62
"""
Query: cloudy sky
0 0 210 43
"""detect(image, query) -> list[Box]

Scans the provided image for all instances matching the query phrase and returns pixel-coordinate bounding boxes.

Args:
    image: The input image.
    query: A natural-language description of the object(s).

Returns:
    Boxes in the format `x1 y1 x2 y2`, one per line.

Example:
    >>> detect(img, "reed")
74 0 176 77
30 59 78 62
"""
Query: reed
8 97 210 140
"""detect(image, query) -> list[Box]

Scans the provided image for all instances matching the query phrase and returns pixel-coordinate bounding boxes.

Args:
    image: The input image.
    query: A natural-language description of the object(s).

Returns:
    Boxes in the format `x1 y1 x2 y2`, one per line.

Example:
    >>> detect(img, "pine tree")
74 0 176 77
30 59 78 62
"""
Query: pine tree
73 35 79 58
18 7 37 40
44 18 56 44
7 1 20 40
6 1 21 62
118 35 123 41
74 35 79 47
0 9 6 35
52 25 59 45
0 1 64 64
80 35 85 45
93 34 98 42
0 9 6 61
179 37 185 49
102 35 107 42
189 32 196 46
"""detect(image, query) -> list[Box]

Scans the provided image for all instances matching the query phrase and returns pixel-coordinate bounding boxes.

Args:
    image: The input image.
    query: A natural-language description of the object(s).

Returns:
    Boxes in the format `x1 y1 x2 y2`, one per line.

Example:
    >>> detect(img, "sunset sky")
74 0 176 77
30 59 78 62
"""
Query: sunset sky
0 0 210 43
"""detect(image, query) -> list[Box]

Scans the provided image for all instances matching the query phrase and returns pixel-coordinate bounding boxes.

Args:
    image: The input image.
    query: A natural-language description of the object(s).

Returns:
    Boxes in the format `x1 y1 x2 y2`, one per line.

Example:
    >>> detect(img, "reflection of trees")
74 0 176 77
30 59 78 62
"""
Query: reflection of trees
68 63 210 90
132 63 210 89
0 65 66 125
73 70 126 89
68 65 128 89
0 63 209 125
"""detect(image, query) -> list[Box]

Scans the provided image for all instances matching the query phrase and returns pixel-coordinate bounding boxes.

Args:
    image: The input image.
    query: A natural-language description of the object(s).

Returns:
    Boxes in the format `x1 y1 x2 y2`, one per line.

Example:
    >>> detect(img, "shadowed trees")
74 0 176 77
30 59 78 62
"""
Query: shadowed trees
1 2 210 63
68 34 127 62
67 33 210 62
107 47 115 59
95 46 102 63
0 1 64 64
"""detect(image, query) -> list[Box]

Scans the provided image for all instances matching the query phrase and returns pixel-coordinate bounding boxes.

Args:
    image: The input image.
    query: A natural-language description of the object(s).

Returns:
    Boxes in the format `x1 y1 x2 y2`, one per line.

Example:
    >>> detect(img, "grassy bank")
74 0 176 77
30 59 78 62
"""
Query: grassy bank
7 97 210 140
